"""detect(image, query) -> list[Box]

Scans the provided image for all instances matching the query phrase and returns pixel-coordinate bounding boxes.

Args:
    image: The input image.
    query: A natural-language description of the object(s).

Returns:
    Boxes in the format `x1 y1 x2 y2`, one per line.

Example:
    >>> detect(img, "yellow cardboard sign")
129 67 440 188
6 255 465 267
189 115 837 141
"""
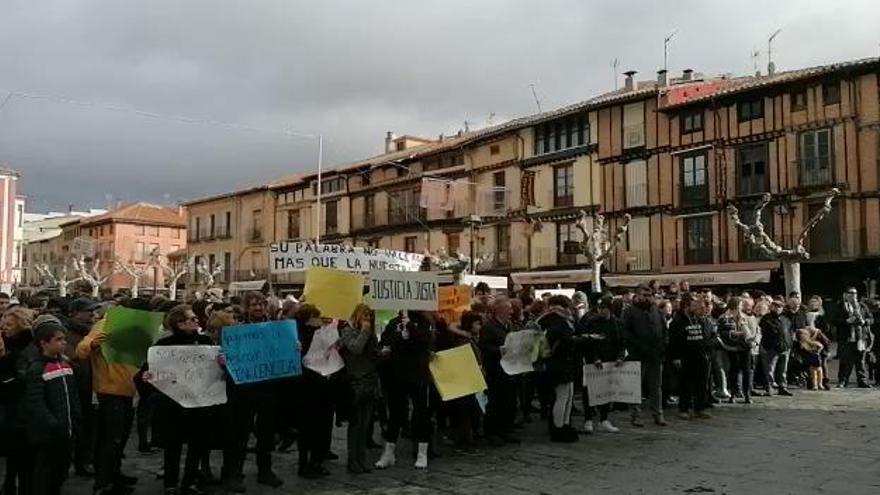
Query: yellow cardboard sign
438 285 472 323
429 344 487 401
303 267 364 320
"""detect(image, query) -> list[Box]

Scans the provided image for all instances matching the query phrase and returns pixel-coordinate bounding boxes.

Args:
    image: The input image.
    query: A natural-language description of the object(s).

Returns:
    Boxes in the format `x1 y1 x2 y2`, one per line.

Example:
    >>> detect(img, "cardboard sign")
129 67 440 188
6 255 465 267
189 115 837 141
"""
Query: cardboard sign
368 271 439 311
147 346 227 408
270 241 424 274
302 321 345 377
303 267 364 320
429 344 487 401
102 307 164 367
221 320 301 384
500 330 541 376
582 361 642 406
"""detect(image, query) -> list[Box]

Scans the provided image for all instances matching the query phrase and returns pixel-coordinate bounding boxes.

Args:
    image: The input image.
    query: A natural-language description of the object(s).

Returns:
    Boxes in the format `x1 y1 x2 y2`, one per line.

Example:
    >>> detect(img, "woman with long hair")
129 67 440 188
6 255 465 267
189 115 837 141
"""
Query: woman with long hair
295 304 334 479
339 304 381 474
718 297 758 404
1 306 35 494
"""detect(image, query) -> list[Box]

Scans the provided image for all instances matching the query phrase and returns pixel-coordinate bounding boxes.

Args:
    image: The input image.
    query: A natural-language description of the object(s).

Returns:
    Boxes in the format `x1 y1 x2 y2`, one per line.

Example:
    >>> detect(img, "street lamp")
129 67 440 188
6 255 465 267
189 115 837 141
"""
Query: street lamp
463 214 482 274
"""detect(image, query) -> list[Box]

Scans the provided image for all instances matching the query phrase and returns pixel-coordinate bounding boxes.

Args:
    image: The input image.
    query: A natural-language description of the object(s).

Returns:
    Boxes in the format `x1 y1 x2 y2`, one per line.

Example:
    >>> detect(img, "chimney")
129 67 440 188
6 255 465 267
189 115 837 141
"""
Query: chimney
682 68 693 81
623 71 637 91
384 131 395 153
767 61 776 76
657 69 668 87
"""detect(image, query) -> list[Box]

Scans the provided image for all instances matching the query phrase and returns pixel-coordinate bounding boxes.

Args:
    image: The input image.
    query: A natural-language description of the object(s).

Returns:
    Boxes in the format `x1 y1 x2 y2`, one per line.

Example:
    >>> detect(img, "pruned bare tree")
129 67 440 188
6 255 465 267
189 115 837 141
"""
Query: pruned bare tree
73 255 118 299
576 211 632 293
114 259 152 299
35 262 82 297
196 259 224 290
152 251 191 301
728 188 840 296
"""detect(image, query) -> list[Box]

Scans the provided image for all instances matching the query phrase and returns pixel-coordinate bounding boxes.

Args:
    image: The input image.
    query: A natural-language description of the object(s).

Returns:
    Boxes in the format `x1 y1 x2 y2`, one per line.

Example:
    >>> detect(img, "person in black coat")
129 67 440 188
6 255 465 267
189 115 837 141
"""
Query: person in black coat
669 293 715 419
143 305 214 495
621 284 668 427
20 315 82 495
1 305 35 495
63 297 100 475
540 295 580 442
478 298 520 446
833 287 875 388
759 300 793 396
579 297 625 433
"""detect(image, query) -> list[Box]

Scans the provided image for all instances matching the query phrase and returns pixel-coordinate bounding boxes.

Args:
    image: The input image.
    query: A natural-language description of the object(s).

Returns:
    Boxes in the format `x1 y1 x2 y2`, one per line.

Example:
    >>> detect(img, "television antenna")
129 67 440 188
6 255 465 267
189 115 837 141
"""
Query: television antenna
610 58 619 90
529 84 542 113
664 29 678 72
768 28 782 73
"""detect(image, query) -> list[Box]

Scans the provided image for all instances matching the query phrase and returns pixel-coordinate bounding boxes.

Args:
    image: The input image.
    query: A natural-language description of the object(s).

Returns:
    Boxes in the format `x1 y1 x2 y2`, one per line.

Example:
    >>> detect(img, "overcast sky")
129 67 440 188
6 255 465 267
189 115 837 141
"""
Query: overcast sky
1 0 878 212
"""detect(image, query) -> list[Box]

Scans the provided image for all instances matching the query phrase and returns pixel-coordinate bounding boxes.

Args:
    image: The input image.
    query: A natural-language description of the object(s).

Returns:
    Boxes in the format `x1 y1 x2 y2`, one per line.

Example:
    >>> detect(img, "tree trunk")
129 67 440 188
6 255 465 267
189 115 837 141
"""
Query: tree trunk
131 281 139 299
782 260 801 296
591 260 603 294
168 283 177 301
91 284 100 299
59 284 68 298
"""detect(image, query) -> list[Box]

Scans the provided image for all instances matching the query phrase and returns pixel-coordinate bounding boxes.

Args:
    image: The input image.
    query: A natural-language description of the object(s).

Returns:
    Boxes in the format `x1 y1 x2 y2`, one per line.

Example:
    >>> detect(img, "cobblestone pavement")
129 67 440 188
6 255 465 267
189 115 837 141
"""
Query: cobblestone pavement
62 385 880 495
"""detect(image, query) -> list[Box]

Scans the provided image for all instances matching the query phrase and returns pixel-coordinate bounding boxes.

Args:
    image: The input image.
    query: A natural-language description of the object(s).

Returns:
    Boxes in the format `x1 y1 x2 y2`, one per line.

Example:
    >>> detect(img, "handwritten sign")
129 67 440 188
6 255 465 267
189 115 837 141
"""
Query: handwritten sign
221 320 301 385
102 307 165 367
303 267 364 320
368 271 439 311
270 241 424 274
147 346 226 408
303 321 345 377
500 330 541 376
438 285 472 323
429 344 487 401
582 361 642 406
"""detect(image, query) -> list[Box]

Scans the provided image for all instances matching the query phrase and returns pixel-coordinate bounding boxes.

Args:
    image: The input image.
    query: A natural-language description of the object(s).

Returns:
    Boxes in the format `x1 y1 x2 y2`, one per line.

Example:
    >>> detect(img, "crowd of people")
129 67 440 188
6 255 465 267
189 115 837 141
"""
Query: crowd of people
1 280 879 495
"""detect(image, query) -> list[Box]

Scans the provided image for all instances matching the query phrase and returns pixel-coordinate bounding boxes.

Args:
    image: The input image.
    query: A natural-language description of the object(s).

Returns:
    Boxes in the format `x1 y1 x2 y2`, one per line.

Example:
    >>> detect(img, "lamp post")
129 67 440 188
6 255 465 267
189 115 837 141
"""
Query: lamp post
464 214 482 274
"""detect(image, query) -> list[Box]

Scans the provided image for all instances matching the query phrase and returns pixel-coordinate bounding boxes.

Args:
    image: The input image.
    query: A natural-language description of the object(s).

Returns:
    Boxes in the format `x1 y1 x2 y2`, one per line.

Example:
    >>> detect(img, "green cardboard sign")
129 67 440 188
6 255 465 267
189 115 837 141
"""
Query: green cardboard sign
101 307 165 367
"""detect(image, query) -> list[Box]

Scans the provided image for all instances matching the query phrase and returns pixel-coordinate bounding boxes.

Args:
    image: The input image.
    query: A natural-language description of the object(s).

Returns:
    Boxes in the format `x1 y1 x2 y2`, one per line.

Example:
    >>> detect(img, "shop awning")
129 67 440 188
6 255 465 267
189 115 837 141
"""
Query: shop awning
461 274 508 289
510 269 593 285
603 270 771 288
228 280 268 294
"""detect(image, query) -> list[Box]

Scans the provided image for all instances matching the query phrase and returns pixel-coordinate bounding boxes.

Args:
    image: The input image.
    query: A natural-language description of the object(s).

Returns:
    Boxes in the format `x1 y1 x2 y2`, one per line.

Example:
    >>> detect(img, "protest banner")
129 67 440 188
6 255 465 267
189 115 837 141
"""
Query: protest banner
438 285 472 323
102 307 164 367
368 270 439 311
147 345 226 408
582 361 642 406
303 320 345 377
221 320 301 385
500 330 541 376
429 344 487 401
270 241 424 274
303 267 364 320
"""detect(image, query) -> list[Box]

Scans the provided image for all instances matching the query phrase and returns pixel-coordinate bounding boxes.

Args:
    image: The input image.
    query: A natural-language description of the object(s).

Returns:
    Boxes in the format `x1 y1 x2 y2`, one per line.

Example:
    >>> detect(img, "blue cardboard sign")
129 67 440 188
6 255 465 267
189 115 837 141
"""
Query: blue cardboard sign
221 320 302 384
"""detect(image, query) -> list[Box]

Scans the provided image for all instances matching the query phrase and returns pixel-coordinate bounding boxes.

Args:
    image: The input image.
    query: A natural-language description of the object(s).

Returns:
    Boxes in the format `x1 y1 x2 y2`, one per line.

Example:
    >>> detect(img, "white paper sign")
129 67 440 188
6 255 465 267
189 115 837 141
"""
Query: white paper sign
500 330 540 376
147 345 227 408
368 271 439 311
270 241 424 274
582 361 642 406
303 321 345 377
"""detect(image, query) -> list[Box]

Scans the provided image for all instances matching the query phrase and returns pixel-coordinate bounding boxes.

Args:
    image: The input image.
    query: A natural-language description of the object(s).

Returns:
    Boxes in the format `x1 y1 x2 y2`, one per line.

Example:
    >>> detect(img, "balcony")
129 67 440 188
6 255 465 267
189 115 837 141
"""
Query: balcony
798 159 833 187
247 227 264 243
389 205 426 225
680 184 710 207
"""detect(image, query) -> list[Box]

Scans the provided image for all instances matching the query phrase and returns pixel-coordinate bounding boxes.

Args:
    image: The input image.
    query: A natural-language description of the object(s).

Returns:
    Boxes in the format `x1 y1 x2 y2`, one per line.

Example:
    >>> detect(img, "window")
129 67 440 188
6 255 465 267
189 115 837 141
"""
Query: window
490 144 500 155
447 233 460 255
135 242 145 262
137 225 146 235
423 152 464 171
209 214 216 238
109 224 114 235
822 82 840 105
680 153 708 206
493 171 506 211
534 114 588 155
223 252 231 283
194 217 201 240
361 172 371 186
193 255 202 282
807 202 840 257
208 254 216 273
404 236 417 253
365 239 380 249
680 109 704 133
556 222 578 265
737 206 774 261
389 188 423 224
496 225 511 266
149 226 160 237
172 228 181 239
684 216 713 265
737 99 764 121
554 164 574 207
737 143 769 196
251 209 262 241
396 141 405 151
624 161 648 208
799 128 832 186
317 177 346 195
395 166 408 178
224 211 231 237
364 194 375 227
16 204 23 227
791 89 807 111
287 210 300 239
325 200 338 234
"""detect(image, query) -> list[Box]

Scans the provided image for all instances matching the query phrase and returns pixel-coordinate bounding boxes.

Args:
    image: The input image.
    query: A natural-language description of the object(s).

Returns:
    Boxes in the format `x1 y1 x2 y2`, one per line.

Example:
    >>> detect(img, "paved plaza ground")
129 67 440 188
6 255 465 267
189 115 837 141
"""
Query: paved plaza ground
62 384 880 495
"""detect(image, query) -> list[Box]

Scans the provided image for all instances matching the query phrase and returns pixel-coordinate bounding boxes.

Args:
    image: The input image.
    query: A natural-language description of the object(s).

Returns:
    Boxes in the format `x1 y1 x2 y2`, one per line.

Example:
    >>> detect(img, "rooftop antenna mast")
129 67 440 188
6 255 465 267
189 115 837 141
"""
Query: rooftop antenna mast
751 49 761 75
529 84 542 113
663 29 678 72
768 28 782 74
610 58 619 90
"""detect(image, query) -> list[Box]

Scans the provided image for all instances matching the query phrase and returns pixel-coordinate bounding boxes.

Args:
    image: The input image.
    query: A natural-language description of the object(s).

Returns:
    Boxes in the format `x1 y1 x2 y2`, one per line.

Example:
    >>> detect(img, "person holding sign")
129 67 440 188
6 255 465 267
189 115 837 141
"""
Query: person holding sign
376 311 434 470
479 298 520 446
142 305 214 495
579 297 625 434
339 304 381 475
294 304 334 480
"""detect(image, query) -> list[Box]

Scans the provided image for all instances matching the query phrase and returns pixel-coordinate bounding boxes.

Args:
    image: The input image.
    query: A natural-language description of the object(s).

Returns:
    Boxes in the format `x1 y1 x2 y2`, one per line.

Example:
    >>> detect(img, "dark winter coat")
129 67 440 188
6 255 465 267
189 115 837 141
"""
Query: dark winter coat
760 312 792 353
0 332 33 453
621 303 667 362
19 348 82 446
578 313 625 364
540 311 580 385
668 311 714 362
478 318 511 380
380 314 433 385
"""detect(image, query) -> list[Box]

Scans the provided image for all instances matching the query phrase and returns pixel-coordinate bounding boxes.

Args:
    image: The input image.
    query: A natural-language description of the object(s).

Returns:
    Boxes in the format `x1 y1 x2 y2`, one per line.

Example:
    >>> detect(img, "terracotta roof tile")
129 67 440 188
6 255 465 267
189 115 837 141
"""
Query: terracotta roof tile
80 202 185 227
